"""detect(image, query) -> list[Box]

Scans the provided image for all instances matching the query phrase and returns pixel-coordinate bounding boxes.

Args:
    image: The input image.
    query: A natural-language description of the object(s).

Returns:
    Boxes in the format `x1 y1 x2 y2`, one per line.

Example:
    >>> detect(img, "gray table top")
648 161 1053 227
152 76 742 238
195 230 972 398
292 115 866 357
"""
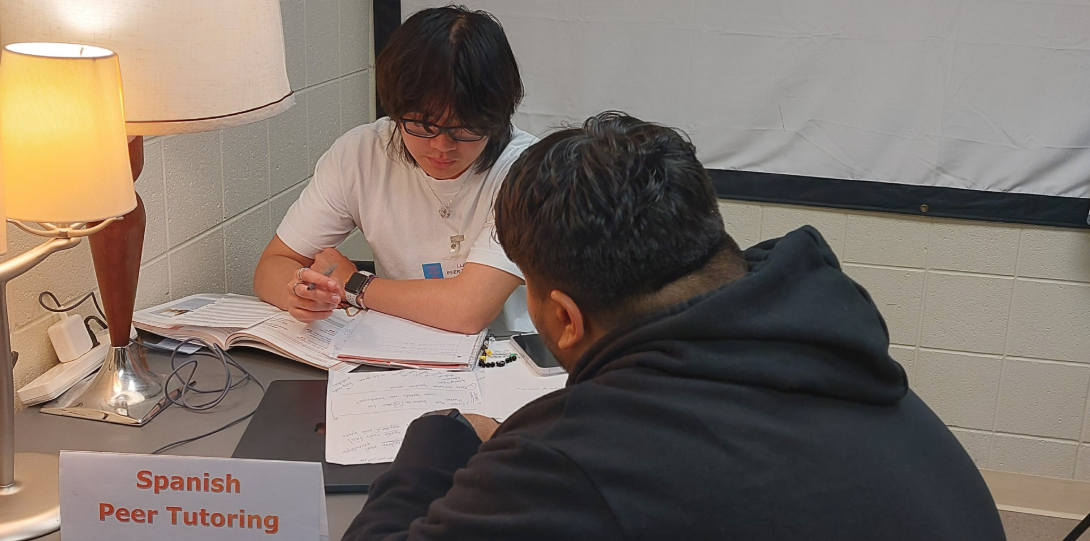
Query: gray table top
14 345 368 541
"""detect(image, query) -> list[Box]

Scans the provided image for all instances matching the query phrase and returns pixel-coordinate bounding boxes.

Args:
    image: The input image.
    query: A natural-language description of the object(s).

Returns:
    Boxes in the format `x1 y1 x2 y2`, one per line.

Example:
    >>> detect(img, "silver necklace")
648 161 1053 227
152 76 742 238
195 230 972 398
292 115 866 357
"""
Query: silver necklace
423 176 468 219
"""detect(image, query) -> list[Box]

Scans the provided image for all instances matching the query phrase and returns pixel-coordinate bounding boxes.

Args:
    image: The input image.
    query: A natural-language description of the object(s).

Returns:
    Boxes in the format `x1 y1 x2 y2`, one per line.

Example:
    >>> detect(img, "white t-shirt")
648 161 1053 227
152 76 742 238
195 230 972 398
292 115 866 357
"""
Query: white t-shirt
277 117 537 334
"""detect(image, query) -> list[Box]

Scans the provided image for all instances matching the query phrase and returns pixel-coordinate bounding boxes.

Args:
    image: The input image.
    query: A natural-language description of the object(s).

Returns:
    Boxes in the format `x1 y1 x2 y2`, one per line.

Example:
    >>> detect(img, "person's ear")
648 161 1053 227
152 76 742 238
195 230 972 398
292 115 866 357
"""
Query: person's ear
549 290 585 350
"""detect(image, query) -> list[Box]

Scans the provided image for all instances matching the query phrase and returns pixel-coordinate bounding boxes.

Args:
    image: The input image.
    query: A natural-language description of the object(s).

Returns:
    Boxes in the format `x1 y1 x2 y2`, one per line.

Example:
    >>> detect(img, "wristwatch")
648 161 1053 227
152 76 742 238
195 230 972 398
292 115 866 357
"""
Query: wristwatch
423 408 473 430
344 270 376 309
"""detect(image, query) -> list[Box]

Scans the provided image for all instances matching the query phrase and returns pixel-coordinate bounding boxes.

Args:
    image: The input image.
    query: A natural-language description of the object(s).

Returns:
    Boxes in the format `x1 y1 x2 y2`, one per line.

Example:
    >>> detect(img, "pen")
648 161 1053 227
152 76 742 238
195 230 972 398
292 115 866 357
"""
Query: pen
307 264 338 291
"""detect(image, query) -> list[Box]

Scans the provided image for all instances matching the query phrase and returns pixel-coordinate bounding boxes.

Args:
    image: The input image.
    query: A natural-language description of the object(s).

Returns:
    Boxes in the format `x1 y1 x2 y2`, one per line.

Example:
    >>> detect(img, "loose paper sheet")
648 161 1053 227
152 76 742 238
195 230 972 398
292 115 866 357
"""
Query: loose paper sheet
325 342 567 465
326 370 484 464
477 350 567 421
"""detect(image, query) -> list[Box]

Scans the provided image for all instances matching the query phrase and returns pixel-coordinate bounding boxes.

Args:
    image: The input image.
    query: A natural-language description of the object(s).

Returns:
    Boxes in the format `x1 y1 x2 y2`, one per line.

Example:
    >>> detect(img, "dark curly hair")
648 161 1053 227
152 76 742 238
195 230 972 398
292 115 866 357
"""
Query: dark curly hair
495 112 742 316
376 6 524 174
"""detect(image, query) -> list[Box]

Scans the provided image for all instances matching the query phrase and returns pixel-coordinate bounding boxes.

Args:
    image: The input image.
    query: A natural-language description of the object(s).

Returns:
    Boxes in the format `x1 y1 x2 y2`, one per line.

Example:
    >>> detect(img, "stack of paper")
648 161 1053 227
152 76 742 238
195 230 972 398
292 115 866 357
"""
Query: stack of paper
326 311 486 370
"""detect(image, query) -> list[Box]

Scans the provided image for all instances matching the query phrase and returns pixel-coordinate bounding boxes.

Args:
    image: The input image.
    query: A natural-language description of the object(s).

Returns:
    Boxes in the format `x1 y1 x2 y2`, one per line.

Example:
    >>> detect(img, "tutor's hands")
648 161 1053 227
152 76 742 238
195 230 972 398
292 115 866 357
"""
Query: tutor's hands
286 264 342 323
463 414 500 442
313 247 357 297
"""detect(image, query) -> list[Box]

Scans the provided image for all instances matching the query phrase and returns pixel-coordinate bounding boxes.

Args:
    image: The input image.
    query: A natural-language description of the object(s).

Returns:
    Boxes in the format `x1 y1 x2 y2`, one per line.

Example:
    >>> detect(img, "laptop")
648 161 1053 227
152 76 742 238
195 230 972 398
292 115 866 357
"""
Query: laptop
232 379 390 493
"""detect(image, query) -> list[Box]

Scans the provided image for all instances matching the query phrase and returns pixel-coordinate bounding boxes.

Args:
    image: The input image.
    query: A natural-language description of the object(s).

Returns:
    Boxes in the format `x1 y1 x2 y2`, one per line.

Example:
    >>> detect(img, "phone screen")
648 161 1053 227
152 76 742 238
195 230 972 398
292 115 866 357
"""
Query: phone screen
511 334 563 372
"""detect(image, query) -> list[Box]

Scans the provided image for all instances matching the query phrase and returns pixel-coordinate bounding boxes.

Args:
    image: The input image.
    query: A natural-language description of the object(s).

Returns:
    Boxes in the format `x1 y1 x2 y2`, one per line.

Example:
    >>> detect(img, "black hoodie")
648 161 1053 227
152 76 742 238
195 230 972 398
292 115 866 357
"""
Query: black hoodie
343 226 1006 541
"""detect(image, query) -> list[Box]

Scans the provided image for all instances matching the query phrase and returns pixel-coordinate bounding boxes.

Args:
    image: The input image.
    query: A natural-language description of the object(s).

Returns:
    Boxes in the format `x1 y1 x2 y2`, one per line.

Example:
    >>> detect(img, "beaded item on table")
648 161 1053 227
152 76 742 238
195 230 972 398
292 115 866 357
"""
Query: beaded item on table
477 334 519 368
478 352 518 368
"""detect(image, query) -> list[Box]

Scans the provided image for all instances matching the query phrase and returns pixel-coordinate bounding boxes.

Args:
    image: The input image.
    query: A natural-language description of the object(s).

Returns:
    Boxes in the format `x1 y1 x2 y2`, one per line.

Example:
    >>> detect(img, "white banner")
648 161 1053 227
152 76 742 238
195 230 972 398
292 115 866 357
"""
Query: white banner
404 0 1090 199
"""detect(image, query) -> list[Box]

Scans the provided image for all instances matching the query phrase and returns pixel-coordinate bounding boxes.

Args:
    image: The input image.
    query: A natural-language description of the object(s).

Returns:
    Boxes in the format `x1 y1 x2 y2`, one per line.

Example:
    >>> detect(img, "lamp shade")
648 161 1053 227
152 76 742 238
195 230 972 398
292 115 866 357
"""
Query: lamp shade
0 43 136 224
0 0 294 135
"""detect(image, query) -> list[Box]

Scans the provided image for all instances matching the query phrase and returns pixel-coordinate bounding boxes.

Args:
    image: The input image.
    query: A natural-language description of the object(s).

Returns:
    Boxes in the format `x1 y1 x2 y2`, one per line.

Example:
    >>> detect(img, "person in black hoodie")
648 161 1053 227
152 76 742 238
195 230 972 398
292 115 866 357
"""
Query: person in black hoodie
341 112 1006 540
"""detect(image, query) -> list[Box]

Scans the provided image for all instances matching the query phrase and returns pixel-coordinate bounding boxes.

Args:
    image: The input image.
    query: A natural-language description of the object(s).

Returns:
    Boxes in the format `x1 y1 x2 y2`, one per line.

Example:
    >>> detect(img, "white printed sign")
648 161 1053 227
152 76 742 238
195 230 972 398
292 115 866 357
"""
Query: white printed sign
59 451 328 541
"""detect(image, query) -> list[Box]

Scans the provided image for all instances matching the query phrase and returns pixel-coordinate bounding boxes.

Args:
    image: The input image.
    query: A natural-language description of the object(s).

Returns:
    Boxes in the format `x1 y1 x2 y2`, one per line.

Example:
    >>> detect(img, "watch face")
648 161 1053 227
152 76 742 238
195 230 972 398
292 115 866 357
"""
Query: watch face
345 272 368 294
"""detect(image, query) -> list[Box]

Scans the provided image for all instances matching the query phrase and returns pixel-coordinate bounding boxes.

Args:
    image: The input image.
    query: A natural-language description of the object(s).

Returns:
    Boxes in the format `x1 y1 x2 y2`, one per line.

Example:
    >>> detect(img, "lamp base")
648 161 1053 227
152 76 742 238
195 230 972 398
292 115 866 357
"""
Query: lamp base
41 342 169 426
0 453 60 541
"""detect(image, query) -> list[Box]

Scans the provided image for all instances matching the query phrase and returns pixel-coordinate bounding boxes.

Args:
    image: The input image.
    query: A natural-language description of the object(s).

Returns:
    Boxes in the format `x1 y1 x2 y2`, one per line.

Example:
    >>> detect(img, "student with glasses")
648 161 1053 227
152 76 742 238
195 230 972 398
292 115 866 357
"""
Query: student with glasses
253 6 536 335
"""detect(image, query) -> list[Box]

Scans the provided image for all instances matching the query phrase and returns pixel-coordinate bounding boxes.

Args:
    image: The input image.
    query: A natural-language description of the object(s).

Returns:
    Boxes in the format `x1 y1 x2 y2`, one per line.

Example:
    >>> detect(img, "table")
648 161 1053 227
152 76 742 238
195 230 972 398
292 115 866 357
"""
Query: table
14 346 367 540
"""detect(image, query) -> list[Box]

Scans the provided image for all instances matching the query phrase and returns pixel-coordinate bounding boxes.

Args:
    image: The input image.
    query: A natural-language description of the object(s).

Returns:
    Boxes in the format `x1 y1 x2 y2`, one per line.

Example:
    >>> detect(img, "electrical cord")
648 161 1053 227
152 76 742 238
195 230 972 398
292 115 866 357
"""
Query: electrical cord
38 290 266 451
38 290 107 318
1064 511 1090 541
83 315 107 347
38 290 109 346
137 337 265 455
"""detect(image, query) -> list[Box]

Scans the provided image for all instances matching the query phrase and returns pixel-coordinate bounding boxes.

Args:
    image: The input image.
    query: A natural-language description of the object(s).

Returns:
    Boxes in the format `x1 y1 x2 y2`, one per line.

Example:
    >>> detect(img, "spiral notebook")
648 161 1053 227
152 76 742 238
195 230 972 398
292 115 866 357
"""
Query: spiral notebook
326 310 486 371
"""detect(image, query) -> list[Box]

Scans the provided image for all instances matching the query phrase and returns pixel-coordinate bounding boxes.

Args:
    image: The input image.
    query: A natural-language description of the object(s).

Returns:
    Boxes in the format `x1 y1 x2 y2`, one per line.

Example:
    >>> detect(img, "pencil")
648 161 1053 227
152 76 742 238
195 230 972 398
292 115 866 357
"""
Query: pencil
307 264 338 291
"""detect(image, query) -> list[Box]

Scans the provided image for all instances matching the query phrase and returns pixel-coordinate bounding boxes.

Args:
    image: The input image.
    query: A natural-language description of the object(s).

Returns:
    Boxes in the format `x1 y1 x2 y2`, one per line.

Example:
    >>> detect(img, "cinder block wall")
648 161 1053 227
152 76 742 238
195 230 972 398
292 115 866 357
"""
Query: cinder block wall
721 200 1090 480
7 0 373 409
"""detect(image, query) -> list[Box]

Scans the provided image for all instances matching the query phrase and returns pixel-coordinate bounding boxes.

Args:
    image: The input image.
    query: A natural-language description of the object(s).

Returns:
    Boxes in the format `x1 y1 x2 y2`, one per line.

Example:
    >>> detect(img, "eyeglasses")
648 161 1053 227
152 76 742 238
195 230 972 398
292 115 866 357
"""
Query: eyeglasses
398 118 488 142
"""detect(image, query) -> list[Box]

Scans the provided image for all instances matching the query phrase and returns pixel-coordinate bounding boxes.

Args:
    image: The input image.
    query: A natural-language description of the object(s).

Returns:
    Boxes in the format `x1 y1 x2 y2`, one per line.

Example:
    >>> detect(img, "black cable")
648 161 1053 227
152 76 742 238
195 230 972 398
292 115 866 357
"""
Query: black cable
38 290 106 319
1064 511 1090 541
136 338 266 455
39 291 110 347
83 316 107 347
150 408 261 455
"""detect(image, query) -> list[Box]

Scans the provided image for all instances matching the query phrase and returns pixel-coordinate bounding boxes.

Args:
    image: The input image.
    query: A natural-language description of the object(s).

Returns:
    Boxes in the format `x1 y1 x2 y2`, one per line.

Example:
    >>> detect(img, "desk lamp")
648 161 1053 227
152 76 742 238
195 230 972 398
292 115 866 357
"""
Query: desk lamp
1 0 294 426
0 43 137 541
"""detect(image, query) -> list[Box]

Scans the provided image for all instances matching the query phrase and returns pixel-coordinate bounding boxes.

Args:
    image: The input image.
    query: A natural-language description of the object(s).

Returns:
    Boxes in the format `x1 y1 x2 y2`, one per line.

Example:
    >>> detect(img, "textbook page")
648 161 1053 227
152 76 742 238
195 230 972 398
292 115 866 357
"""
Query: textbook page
135 294 356 372
326 370 484 464
136 294 281 329
233 311 354 371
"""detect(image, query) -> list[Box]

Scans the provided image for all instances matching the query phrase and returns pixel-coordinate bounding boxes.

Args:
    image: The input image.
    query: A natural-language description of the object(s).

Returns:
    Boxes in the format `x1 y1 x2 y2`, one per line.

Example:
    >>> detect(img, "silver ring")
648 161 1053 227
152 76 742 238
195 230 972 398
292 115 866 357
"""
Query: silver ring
295 267 308 281
290 281 306 298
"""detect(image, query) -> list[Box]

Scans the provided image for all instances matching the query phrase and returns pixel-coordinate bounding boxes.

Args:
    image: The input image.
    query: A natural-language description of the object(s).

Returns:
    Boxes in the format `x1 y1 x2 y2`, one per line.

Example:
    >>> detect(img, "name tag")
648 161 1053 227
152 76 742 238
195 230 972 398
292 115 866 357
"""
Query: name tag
59 451 328 540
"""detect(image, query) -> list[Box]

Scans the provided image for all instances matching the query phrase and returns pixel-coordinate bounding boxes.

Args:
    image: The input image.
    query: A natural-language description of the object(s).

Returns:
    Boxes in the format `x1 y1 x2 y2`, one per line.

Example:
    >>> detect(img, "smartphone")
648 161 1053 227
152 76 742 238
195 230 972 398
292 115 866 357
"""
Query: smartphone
510 333 565 376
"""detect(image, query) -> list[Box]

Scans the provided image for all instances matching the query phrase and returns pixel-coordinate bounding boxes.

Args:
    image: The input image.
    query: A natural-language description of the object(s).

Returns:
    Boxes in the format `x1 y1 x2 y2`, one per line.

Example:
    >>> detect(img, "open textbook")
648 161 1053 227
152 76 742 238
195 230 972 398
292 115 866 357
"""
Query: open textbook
133 294 358 371
134 294 488 371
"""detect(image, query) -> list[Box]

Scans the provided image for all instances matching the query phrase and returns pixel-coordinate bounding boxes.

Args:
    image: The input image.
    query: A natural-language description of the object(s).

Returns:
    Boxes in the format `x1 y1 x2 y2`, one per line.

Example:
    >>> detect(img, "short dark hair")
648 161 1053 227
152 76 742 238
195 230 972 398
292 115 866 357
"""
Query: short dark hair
376 6 524 174
496 112 741 316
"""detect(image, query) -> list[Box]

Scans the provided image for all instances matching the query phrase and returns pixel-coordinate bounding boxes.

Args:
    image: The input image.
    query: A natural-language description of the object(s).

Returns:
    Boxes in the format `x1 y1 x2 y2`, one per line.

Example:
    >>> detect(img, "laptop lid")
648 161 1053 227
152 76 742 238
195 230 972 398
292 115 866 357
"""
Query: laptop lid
232 379 389 493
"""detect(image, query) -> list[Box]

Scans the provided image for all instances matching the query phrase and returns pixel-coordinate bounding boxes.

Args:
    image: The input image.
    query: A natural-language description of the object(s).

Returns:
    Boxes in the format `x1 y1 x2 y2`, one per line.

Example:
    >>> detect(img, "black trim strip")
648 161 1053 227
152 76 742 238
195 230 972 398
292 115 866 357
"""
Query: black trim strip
126 92 293 125
711 170 1090 229
373 0 401 119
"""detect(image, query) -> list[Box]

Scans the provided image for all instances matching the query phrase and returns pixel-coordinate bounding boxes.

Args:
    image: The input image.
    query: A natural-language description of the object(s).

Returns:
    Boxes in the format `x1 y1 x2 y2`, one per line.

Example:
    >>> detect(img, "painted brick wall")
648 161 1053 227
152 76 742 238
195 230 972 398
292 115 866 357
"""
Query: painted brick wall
7 0 373 409
720 199 1090 480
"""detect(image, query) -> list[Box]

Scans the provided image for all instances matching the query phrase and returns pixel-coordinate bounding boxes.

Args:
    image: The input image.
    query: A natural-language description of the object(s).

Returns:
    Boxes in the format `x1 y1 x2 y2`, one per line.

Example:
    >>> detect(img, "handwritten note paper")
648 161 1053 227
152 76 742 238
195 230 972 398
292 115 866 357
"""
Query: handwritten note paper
477 352 567 421
326 370 483 464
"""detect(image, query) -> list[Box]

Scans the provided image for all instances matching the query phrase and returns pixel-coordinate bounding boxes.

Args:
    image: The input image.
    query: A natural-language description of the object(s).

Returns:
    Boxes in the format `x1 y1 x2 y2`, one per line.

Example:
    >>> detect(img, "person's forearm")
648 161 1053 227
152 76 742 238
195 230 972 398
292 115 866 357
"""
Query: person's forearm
253 253 313 310
363 277 500 334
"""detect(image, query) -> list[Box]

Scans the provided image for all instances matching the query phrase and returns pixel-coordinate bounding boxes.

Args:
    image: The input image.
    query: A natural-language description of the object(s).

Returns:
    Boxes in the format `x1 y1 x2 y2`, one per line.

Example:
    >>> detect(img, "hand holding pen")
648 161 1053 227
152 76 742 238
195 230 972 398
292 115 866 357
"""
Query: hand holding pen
307 264 338 291
288 262 343 323
286 247 358 323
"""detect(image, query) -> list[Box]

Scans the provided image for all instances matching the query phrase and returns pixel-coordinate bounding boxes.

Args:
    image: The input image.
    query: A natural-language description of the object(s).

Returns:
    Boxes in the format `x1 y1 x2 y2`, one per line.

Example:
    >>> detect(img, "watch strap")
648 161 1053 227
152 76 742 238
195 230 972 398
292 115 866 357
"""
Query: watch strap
344 270 375 309
424 408 473 430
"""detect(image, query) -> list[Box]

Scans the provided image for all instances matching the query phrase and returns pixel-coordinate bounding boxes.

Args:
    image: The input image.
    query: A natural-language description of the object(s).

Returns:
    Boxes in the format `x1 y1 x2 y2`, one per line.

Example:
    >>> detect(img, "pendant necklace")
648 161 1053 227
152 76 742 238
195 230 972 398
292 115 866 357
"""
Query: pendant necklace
423 176 468 219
